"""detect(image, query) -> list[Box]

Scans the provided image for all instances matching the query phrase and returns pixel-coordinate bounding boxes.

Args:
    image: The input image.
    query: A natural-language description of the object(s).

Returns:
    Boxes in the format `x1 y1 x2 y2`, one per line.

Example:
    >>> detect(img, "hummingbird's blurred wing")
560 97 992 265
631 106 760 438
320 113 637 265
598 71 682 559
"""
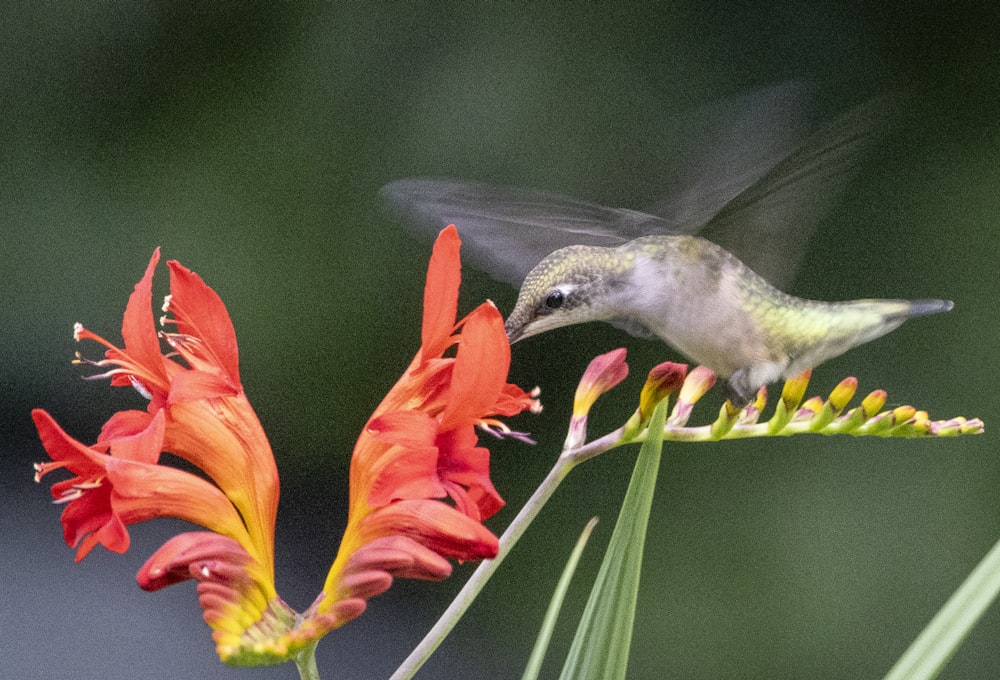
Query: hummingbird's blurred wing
382 83 813 287
382 87 889 290
692 94 892 289
381 178 668 286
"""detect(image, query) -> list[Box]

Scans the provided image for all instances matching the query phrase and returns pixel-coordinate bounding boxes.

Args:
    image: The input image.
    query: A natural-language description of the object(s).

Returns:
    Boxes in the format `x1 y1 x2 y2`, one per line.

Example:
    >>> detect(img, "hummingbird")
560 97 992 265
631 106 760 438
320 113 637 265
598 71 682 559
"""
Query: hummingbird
501 234 951 404
383 86 953 404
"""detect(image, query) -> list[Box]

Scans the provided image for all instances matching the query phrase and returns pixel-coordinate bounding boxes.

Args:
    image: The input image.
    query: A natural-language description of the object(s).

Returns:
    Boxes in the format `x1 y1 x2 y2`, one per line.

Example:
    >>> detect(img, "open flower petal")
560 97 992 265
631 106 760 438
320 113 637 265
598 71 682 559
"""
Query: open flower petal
440 302 510 432
316 227 536 629
420 224 462 362
165 260 241 387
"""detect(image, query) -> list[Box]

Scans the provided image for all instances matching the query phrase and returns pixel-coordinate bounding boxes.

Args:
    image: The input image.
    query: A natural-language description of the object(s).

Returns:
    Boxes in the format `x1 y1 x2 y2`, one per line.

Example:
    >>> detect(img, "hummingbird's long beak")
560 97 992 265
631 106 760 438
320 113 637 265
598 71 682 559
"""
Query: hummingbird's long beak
504 319 523 344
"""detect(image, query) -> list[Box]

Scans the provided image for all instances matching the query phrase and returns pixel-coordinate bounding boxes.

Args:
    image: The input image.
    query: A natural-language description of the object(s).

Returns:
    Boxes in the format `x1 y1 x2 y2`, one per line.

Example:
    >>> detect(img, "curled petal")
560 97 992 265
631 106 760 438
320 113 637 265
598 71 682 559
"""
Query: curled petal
138 532 293 666
357 499 499 562
138 531 258 591
337 535 453 602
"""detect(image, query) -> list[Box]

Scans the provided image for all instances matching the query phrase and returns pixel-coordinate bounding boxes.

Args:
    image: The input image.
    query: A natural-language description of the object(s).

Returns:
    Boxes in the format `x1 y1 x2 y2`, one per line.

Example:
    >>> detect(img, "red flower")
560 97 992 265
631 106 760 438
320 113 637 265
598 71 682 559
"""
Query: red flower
33 248 280 661
314 225 539 626
32 228 538 667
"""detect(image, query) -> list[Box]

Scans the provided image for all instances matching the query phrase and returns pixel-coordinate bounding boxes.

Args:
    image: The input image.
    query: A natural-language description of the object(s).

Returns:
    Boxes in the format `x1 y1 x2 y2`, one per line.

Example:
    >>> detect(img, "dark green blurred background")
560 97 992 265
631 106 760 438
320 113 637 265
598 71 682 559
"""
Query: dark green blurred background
2 2 998 678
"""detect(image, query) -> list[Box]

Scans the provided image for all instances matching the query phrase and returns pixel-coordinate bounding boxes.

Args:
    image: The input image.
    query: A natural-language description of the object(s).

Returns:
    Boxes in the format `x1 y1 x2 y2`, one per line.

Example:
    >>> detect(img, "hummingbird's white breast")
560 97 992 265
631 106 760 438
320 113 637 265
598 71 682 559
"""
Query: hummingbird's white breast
622 241 780 379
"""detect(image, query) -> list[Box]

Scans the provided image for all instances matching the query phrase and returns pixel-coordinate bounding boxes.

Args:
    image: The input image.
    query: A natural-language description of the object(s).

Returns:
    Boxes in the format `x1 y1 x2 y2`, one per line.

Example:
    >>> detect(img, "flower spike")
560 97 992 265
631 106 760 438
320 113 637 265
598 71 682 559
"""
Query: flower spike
632 367 984 443
563 361 982 452
312 226 537 642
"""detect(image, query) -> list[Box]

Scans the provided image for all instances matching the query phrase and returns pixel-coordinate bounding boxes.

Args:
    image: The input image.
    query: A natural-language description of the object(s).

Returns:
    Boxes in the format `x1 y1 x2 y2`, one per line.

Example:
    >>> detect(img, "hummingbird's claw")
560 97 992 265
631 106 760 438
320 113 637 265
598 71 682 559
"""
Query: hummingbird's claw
724 371 757 408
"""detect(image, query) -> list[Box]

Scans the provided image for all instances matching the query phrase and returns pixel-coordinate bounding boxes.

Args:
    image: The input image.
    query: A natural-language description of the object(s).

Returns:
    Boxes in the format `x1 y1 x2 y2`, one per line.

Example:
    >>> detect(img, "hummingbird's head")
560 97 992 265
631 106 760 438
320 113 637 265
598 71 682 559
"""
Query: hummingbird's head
504 245 631 343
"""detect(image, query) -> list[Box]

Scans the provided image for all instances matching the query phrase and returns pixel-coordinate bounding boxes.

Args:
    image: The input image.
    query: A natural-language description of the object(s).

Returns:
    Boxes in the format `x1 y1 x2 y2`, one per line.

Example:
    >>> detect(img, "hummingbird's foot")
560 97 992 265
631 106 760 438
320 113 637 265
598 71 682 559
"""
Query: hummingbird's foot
724 371 758 409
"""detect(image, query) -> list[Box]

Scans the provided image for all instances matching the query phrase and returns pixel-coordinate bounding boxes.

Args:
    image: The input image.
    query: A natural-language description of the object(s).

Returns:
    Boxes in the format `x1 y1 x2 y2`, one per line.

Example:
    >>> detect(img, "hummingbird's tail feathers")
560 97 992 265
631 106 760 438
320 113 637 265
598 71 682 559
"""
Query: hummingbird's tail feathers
778 296 953 382
896 299 955 319
842 298 953 322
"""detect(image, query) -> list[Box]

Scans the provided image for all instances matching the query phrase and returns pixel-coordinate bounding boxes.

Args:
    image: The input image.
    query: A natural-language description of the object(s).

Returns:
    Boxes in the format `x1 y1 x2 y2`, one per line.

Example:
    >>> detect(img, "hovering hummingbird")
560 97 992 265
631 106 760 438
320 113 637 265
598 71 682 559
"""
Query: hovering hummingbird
383 86 953 404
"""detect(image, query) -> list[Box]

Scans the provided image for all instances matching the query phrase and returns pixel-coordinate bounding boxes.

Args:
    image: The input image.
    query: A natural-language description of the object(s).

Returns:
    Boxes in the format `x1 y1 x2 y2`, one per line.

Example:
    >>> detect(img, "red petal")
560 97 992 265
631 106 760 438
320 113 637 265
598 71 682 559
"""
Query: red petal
104 456 252 543
137 531 252 591
338 535 452 601
99 410 154 443
439 303 508 431
166 260 241 386
367 444 444 507
420 226 461 362
119 249 169 385
365 411 446 506
359 499 498 561
60 483 128 560
167 369 240 404
367 410 438 448
437 428 504 520
32 409 107 473
105 409 165 465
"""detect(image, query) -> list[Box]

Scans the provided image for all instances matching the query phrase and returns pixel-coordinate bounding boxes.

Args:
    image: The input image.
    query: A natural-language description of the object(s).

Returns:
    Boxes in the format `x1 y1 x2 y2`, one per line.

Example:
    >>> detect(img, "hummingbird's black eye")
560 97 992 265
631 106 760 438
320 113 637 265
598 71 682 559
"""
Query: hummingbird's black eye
544 290 564 309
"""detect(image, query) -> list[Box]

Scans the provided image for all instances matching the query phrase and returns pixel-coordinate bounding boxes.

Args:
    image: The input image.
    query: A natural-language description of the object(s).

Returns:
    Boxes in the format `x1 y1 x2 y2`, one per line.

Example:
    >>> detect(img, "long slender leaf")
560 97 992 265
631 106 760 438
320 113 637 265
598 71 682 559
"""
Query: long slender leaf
559 399 669 680
884 535 1000 680
522 517 601 680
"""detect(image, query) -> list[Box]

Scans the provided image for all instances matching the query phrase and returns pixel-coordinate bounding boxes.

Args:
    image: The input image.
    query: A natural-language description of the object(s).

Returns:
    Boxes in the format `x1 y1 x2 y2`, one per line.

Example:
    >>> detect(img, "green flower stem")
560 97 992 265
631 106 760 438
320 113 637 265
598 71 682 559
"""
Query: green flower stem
388 428 629 680
294 640 321 680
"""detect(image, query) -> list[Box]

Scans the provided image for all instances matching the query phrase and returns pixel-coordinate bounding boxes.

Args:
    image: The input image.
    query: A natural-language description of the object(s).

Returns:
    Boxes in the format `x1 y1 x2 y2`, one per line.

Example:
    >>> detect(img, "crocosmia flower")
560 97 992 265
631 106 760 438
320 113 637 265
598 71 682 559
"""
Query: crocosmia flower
32 226 539 669
313 225 540 637
33 247 281 661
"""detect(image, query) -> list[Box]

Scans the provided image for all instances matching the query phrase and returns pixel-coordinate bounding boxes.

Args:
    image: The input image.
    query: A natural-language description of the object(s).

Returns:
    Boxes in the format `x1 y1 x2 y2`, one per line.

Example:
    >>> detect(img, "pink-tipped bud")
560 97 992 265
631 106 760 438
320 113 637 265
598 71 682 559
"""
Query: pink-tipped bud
860 390 887 418
678 366 717 406
573 348 629 419
639 362 688 422
828 377 858 412
781 369 812 410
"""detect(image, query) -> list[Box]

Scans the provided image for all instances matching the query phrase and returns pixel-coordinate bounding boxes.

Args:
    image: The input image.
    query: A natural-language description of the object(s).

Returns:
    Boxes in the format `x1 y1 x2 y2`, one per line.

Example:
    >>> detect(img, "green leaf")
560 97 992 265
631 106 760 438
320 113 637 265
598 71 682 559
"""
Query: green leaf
522 517 600 680
558 398 668 680
884 535 1000 680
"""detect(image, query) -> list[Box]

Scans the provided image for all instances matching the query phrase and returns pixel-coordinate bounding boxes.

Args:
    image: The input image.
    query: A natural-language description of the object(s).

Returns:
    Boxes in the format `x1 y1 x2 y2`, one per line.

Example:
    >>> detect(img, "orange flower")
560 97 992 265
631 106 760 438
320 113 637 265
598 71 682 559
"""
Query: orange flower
314 226 539 628
33 248 281 661
32 228 538 667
